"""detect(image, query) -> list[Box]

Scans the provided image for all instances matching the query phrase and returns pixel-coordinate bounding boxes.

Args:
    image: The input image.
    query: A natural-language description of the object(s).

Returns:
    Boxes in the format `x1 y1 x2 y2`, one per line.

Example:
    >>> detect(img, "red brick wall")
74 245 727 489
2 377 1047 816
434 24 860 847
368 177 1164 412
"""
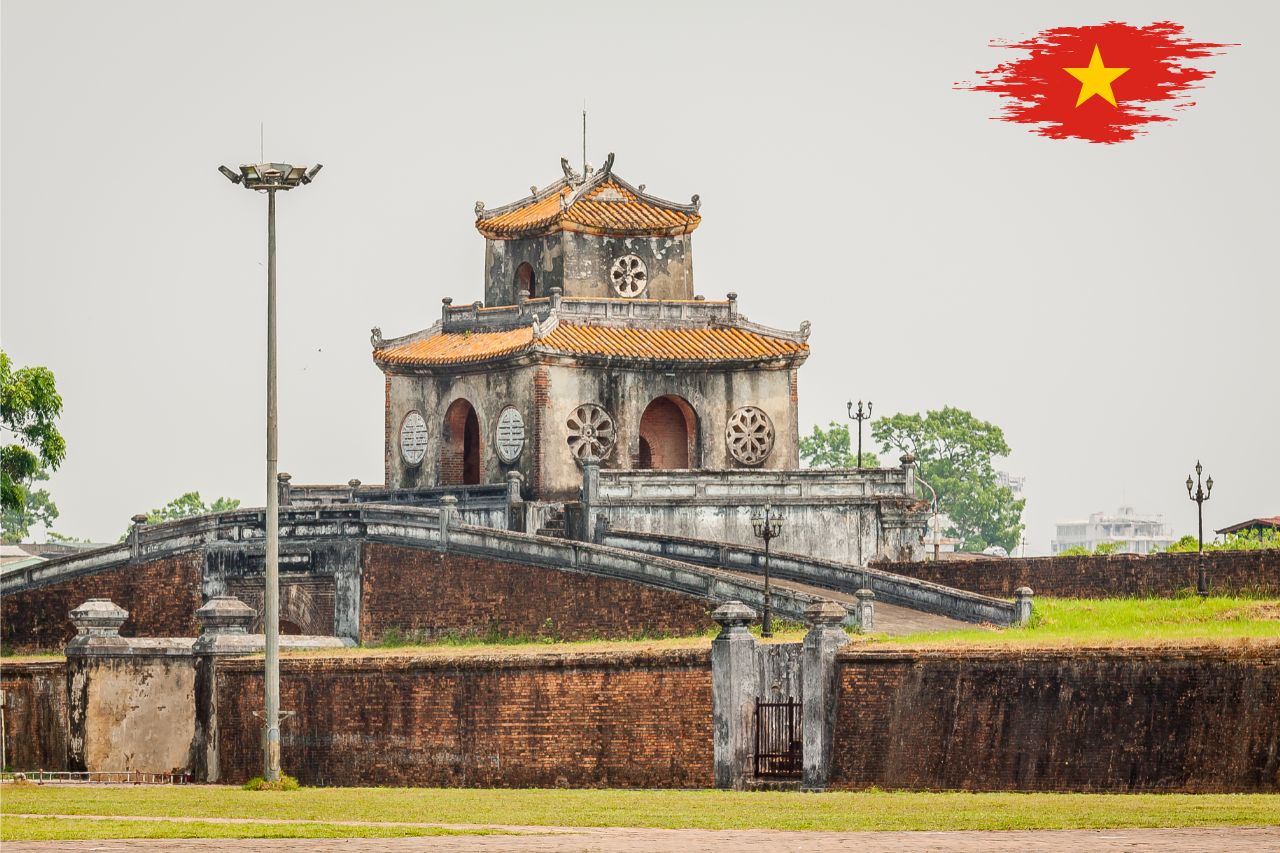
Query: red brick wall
638 396 693 469
213 650 713 787
0 660 69 771
360 543 713 642
1 553 203 653
879 550 1280 598
531 366 550 496
831 647 1280 792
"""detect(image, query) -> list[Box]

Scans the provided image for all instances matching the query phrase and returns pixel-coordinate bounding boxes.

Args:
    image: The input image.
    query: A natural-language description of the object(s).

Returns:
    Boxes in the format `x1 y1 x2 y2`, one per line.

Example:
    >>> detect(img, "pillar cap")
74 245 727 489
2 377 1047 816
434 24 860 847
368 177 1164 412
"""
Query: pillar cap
277 472 292 482
130 513 148 525
711 600 756 627
69 598 129 636
1015 586 1034 597
439 494 458 506
804 599 848 625
855 588 876 600
195 596 257 635
348 478 362 488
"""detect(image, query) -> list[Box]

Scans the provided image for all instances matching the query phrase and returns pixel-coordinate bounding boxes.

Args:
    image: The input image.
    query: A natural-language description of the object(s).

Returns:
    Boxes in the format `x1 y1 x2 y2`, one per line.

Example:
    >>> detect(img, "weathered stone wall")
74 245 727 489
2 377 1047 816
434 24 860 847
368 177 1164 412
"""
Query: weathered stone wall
830 646 1280 792
386 360 799 501
1 554 202 653
73 653 196 774
0 660 69 771
879 550 1280 598
560 233 694 300
212 650 713 787
484 234 563 305
359 542 714 642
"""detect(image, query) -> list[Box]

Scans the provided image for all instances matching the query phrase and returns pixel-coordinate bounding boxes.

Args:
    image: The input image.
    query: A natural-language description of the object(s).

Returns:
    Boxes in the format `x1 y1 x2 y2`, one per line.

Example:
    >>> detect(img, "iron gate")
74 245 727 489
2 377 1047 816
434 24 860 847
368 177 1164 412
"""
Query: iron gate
754 698 802 778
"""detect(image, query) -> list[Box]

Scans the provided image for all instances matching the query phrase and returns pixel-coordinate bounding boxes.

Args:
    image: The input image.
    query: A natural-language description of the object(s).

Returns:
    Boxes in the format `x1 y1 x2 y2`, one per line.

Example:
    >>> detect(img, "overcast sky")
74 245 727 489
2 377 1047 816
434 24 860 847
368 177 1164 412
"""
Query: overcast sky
3 1 1275 551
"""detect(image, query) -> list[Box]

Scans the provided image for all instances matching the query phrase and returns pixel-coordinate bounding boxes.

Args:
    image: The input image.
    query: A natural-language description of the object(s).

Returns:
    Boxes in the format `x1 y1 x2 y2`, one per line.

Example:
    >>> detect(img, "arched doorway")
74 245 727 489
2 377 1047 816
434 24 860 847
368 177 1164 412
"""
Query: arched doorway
515 262 536 299
441 399 482 485
638 395 698 469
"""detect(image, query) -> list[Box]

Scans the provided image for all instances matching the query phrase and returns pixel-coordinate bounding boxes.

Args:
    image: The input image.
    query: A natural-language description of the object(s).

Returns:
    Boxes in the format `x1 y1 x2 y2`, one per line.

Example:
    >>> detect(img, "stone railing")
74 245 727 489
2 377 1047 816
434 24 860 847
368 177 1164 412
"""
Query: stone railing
279 478 509 529
595 465 917 504
584 462 928 565
598 528 1023 626
0 504 849 628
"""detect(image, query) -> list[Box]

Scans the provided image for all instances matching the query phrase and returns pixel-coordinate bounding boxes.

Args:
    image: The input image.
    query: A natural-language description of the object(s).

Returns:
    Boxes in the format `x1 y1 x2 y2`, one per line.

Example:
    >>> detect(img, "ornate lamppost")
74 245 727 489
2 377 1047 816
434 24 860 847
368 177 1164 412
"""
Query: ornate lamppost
1185 460 1213 598
219 160 322 782
846 400 873 468
751 503 784 637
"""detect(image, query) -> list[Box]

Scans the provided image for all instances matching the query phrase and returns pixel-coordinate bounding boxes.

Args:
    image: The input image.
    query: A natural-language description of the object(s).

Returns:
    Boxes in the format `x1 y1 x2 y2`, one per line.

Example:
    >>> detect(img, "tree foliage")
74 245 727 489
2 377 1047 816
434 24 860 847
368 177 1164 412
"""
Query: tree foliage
144 492 241 524
799 422 880 468
1 351 66 519
1 465 59 543
872 406 1025 552
1164 529 1280 552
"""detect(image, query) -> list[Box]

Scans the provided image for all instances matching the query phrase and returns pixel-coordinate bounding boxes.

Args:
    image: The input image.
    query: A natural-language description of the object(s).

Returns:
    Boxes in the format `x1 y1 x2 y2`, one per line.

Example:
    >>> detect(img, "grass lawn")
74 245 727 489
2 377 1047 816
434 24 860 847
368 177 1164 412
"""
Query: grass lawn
3 786 1279 837
868 596 1280 648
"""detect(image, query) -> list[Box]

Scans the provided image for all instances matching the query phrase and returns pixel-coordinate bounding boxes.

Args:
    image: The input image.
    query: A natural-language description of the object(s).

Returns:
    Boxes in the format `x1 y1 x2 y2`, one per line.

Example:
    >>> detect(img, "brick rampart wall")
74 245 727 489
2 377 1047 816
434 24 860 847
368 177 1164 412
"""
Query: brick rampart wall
1 554 203 653
213 650 713 787
879 550 1280 598
360 542 714 642
831 646 1280 792
0 660 70 771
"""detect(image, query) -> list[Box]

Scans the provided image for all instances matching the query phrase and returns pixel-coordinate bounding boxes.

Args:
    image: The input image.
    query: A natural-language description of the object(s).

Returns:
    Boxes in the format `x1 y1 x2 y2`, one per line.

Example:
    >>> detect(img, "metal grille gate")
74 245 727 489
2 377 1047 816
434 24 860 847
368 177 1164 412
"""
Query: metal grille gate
753 698 802 778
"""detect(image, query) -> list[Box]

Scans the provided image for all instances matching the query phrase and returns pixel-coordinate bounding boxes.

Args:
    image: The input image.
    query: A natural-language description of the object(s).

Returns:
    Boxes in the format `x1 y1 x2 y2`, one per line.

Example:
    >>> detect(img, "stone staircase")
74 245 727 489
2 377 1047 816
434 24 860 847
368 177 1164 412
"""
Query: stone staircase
536 507 569 539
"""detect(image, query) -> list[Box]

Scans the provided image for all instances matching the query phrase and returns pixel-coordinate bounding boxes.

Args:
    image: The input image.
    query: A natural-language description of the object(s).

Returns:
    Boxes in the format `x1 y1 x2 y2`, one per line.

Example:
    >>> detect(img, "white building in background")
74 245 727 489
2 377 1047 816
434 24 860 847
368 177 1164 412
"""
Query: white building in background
1051 506 1174 555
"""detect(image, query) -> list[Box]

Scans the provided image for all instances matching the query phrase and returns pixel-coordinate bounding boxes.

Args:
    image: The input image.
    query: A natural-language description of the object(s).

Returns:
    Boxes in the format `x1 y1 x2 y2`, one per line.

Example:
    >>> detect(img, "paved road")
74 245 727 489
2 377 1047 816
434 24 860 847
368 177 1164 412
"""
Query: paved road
5 825 1277 852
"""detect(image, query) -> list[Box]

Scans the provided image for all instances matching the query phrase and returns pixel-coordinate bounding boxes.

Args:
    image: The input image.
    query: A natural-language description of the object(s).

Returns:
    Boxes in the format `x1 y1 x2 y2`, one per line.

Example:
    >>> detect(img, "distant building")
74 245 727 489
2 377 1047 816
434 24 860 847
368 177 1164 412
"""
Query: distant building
1215 516 1280 536
1051 506 1174 555
997 471 1025 499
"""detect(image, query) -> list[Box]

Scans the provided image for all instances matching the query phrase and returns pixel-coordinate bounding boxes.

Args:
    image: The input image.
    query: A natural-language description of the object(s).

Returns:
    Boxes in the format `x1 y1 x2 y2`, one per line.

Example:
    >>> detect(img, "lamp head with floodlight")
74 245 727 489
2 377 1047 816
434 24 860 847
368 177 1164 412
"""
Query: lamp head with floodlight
219 161 323 192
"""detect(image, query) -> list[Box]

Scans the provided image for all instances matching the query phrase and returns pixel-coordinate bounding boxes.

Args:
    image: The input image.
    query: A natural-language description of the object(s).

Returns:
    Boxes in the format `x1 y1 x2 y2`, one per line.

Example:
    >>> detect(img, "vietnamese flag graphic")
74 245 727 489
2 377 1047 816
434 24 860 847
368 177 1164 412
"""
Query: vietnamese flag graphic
961 22 1233 143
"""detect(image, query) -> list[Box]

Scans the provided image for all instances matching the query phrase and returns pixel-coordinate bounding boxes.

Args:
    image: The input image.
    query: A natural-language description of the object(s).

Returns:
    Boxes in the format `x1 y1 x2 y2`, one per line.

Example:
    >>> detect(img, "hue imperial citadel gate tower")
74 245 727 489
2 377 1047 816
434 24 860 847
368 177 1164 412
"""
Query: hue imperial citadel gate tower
374 153 808 494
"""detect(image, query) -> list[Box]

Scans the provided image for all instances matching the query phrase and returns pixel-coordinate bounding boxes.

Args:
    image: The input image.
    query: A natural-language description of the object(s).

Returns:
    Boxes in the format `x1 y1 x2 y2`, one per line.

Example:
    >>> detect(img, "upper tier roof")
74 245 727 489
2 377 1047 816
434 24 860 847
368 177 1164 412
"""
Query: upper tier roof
475 154 701 239
375 322 806 368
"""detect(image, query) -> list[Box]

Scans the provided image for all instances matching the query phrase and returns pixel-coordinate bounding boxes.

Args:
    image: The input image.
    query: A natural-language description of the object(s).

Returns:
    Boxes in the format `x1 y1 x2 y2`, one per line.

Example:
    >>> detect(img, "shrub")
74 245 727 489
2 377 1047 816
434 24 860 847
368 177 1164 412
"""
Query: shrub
243 774 300 791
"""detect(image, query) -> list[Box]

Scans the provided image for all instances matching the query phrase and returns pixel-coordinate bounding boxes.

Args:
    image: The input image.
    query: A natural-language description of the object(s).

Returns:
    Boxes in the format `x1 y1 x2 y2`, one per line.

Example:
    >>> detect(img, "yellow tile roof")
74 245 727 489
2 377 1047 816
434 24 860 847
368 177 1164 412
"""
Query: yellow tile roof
477 178 700 239
375 322 806 367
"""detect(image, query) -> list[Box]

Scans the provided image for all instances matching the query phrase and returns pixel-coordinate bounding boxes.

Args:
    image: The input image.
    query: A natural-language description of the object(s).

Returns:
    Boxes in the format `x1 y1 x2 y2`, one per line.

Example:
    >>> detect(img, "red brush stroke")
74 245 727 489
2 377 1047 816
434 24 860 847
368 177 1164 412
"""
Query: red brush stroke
960 22 1232 143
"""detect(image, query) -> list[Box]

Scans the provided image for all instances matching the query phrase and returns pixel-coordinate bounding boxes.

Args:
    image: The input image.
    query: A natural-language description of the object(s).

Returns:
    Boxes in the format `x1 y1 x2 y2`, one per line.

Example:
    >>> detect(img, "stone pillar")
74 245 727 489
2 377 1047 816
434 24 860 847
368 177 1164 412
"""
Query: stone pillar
854 588 875 632
348 478 361 503
192 597 257 783
277 472 292 507
580 460 600 542
129 514 148 561
549 286 562 310
1015 587 1035 626
802 600 850 790
726 291 738 318
65 599 130 771
441 296 453 325
506 471 524 532
711 601 758 790
438 495 457 550
899 453 917 497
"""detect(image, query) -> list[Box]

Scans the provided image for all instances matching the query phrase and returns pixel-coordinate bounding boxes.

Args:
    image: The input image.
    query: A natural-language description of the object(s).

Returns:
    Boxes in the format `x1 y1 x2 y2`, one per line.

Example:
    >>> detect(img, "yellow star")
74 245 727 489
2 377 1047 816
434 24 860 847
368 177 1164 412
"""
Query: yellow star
1063 44 1129 107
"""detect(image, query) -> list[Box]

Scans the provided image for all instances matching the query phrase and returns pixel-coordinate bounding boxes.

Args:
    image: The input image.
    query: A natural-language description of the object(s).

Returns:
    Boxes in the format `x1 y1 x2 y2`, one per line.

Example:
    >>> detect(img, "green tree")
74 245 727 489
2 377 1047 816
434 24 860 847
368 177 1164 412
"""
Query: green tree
144 491 241 524
1 351 66 521
121 492 240 540
1 465 59 542
872 406 1025 552
1164 529 1280 552
799 422 880 468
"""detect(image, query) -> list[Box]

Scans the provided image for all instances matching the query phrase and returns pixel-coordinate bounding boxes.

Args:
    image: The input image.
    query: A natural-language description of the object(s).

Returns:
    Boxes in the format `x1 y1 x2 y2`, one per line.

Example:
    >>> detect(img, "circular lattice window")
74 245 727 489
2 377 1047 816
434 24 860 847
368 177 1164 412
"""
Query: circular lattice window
495 407 525 463
726 406 775 466
609 254 647 297
400 411 429 466
566 403 616 463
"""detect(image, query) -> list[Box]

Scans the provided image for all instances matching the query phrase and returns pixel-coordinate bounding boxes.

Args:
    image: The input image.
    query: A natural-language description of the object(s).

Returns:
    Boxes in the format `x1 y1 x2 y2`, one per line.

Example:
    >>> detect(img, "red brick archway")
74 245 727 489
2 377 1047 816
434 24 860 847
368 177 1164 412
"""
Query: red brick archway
638 396 698 469
441 398 482 485
515 262 536 299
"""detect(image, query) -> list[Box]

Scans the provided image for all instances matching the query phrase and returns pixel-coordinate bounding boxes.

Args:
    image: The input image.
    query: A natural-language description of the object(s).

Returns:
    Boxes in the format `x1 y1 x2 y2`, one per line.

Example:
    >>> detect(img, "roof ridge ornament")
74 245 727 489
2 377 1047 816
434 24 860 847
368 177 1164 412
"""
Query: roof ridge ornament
560 157 583 184
599 152 615 176
370 327 384 349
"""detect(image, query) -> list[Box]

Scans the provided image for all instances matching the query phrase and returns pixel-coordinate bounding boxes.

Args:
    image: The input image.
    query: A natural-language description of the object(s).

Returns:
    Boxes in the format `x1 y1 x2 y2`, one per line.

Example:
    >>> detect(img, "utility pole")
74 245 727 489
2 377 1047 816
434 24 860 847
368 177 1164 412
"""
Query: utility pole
219 160 322 781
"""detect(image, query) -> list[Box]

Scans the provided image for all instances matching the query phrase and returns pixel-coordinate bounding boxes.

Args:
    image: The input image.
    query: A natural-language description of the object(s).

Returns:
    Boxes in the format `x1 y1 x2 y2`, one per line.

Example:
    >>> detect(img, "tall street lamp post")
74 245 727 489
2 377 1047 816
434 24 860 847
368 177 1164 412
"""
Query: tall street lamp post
1185 460 1213 598
846 400 873 468
219 160 322 782
750 503 784 637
